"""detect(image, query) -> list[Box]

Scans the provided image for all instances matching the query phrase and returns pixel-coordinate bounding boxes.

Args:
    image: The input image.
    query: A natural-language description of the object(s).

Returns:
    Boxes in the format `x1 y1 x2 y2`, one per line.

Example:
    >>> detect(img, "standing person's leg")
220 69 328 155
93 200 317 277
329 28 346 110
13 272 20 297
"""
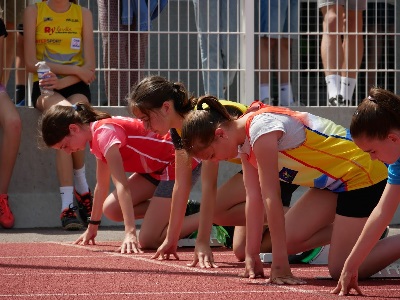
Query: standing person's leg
0 89 21 228
258 37 275 103
278 0 299 106
35 94 81 228
35 90 92 230
129 30 148 97
277 38 294 106
319 1 344 106
339 0 366 105
98 0 129 105
193 0 224 97
258 0 279 104
220 0 238 100
15 26 26 106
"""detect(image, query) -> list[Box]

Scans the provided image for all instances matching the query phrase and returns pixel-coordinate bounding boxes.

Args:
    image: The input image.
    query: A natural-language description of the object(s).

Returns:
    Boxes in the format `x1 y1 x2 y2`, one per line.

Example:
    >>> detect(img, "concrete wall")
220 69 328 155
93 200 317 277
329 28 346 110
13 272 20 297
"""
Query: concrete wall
6 106 399 228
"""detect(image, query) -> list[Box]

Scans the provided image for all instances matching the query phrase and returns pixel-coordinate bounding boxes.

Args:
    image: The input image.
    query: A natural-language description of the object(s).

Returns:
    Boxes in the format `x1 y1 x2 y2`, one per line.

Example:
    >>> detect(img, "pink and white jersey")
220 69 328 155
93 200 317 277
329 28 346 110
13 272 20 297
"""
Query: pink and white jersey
90 117 195 181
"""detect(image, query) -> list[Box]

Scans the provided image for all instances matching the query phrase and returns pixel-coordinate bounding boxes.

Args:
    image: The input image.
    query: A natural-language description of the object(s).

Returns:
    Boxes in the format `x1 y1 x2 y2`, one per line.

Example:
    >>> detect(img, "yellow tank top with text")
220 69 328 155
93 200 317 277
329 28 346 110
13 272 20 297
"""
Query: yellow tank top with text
34 2 84 81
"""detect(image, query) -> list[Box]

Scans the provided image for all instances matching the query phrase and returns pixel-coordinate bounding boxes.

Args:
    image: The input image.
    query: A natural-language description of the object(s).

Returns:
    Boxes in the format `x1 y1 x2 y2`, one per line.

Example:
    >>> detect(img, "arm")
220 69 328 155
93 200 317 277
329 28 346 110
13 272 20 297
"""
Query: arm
152 149 193 260
189 160 219 268
74 158 110 245
241 155 266 279
105 145 142 253
44 7 95 86
23 5 39 73
252 132 305 284
332 183 400 296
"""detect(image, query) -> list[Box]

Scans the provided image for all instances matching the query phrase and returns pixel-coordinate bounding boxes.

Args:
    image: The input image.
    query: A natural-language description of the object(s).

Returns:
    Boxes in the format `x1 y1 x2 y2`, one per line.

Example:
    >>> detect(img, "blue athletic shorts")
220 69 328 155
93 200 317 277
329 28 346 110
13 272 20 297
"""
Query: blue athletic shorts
259 0 299 39
318 0 367 11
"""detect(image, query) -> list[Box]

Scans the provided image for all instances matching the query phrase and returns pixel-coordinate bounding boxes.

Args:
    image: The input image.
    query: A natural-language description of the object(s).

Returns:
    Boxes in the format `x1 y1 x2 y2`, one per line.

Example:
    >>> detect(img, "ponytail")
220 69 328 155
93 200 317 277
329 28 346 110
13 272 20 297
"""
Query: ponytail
351 87 400 139
40 102 111 147
182 95 234 155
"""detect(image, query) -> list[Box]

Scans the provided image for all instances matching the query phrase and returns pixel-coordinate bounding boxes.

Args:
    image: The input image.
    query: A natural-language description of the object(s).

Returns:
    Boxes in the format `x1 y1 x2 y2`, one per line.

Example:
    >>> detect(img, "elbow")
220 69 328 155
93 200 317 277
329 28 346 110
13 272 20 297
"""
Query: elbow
24 61 38 74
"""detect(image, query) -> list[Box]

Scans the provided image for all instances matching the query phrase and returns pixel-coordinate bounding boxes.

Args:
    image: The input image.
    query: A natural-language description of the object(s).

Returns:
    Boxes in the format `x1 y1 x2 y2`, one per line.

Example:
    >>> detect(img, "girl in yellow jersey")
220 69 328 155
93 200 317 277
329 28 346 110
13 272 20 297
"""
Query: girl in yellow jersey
181 97 387 285
24 0 96 230
128 75 302 267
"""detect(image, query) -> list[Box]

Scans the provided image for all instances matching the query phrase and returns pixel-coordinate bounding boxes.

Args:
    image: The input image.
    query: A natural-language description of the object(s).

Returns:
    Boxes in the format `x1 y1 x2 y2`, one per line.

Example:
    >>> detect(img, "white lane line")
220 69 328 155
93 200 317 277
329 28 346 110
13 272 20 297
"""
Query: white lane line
0 289 332 298
53 242 237 275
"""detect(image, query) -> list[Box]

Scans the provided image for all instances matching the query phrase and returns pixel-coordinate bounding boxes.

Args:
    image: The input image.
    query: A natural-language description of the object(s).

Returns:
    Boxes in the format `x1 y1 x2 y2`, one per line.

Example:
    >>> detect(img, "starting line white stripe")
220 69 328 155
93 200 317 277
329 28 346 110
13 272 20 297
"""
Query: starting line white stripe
0 289 331 298
53 241 234 275
2 287 400 298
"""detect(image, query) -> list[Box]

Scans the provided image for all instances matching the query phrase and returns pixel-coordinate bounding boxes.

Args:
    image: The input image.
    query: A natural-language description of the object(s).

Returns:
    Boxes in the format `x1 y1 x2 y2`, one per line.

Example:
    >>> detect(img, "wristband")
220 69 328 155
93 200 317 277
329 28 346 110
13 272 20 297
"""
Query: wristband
88 219 101 225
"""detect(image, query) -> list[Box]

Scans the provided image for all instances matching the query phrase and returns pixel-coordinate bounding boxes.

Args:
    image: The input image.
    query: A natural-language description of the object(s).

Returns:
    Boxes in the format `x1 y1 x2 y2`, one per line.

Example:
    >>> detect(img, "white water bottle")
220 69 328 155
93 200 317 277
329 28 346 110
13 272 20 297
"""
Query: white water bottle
35 61 54 96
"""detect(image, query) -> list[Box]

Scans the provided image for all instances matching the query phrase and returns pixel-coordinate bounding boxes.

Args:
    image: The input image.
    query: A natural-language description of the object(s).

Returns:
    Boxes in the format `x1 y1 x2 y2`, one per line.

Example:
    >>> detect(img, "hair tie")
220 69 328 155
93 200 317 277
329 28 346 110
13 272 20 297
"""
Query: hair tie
72 104 84 112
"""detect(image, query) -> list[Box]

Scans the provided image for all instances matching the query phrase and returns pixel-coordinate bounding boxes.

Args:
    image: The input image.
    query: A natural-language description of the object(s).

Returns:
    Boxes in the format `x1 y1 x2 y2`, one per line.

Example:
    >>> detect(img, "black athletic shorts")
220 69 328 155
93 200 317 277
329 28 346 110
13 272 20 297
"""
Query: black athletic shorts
336 179 387 218
32 80 91 108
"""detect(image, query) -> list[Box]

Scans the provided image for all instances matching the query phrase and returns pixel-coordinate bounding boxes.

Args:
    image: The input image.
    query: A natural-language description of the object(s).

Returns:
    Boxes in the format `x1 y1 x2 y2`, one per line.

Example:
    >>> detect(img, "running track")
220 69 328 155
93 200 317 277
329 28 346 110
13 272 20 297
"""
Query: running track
1 238 400 299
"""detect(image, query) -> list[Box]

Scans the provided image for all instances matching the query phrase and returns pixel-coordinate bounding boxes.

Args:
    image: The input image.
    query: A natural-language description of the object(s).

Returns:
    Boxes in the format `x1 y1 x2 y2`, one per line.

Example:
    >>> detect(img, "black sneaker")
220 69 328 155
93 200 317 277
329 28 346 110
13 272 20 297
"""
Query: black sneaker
221 225 234 248
74 189 93 226
288 247 323 264
185 199 200 216
60 204 83 231
328 95 344 106
380 226 390 239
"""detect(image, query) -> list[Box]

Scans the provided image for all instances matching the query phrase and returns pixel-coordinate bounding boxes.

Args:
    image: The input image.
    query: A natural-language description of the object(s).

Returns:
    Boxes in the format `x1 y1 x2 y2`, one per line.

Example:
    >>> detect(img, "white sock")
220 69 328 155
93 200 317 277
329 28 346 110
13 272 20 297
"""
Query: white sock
340 77 357 102
325 74 341 99
73 165 89 195
279 83 294 106
60 186 74 212
260 84 270 102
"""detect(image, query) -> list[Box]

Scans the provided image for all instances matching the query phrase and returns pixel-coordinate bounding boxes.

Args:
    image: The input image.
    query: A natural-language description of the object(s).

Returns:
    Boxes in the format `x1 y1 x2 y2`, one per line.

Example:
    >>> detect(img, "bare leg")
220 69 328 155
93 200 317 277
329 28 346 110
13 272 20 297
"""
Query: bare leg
278 38 290 84
285 188 337 254
320 5 344 77
0 93 21 194
213 172 247 225
341 10 364 80
103 173 156 221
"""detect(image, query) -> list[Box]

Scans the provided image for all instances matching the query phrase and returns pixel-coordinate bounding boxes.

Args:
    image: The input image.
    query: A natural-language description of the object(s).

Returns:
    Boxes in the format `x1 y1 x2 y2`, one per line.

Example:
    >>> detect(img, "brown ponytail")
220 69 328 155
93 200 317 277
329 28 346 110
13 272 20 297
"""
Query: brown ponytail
351 87 400 139
39 102 111 147
182 95 234 155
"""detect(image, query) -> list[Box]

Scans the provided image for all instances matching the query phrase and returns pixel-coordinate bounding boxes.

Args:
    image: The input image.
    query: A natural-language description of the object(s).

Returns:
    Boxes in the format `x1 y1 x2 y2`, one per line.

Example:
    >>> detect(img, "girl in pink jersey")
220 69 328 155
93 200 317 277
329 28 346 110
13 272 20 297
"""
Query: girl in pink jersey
39 102 201 253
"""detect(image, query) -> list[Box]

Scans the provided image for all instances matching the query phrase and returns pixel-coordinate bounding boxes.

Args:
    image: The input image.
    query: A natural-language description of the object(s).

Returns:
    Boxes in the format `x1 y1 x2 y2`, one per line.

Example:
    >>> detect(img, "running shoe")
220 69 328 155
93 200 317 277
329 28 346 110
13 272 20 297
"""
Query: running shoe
60 204 82 231
288 247 324 264
380 226 390 239
185 199 200 216
74 189 93 226
0 194 15 229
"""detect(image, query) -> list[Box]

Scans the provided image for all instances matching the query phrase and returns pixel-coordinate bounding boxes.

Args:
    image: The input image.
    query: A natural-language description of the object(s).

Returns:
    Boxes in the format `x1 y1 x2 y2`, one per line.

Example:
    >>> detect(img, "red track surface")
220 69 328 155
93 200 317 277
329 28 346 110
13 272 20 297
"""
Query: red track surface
1 242 399 299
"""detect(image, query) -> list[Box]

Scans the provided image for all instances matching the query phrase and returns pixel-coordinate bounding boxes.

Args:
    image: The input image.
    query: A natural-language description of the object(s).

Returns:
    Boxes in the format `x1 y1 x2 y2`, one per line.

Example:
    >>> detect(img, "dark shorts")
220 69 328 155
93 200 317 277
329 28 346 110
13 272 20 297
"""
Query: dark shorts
336 179 387 218
17 23 23 35
238 170 299 207
140 163 202 198
0 19 7 38
32 81 91 108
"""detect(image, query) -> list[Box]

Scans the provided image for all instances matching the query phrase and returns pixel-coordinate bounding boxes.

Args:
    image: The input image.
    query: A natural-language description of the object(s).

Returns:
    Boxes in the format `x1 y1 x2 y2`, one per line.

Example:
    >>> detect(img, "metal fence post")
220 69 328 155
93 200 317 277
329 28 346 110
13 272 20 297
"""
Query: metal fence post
240 0 255 105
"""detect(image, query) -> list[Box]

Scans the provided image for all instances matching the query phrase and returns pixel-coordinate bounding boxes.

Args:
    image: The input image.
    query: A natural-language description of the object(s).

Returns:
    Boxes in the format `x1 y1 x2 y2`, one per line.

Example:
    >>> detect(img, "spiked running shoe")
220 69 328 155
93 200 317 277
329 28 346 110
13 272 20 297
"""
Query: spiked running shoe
60 204 83 231
0 194 15 229
74 189 93 226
